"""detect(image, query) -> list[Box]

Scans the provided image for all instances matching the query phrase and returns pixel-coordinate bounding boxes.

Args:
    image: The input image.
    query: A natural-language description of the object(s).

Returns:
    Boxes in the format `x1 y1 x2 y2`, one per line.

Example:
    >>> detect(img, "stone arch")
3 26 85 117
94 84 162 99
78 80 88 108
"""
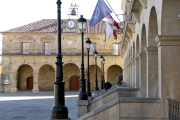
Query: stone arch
135 35 140 57
107 65 123 84
135 35 140 87
141 24 147 53
146 6 159 98
17 64 33 90
16 63 34 72
130 46 133 59
63 63 80 90
37 63 55 73
85 65 101 91
139 24 147 97
38 64 55 91
133 41 135 59
148 6 158 47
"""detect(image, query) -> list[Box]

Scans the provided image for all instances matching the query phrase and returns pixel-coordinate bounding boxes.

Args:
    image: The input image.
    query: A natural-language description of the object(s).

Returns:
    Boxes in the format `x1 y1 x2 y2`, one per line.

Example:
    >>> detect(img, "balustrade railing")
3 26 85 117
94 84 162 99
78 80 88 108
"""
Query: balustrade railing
1 49 120 56
167 98 180 119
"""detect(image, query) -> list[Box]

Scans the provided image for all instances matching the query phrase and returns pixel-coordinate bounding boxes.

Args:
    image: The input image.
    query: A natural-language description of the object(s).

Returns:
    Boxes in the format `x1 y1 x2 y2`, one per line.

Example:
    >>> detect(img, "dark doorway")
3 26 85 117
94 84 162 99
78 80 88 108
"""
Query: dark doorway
69 76 80 90
27 77 33 89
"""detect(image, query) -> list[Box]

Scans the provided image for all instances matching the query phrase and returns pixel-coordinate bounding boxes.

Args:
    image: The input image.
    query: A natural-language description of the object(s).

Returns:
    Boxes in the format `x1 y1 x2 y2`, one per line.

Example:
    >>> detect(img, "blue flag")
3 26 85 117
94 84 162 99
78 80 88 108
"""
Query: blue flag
89 0 112 27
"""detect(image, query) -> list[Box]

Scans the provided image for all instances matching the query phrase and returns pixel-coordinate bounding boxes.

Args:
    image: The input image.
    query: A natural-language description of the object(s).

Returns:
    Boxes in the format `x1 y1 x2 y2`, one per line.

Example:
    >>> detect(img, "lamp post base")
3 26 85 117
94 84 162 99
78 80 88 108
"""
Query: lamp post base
78 92 88 100
51 105 68 119
50 118 71 120
86 91 91 97
94 87 99 91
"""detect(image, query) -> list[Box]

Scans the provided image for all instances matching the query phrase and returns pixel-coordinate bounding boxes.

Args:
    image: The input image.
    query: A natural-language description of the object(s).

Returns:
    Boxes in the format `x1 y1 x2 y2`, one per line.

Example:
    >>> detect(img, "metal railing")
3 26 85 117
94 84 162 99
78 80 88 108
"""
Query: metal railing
1 49 120 56
167 98 180 119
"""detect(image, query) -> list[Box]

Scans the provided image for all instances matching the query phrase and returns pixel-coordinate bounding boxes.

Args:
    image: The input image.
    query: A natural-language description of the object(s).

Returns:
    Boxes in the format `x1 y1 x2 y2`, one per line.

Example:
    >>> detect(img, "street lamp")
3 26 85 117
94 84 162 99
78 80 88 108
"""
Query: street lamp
94 50 99 91
103 58 105 88
51 0 69 119
78 15 88 100
100 55 104 89
86 38 91 97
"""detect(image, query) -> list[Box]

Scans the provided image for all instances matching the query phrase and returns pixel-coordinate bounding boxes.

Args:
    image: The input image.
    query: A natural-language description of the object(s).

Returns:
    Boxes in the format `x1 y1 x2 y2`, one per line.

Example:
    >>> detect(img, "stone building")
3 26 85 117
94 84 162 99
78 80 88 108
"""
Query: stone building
76 0 180 120
0 19 123 93
120 0 180 118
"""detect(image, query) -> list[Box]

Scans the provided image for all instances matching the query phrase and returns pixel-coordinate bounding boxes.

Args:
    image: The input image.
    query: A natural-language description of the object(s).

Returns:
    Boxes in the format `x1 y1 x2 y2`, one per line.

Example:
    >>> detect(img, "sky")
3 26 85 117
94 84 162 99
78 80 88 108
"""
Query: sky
0 0 123 57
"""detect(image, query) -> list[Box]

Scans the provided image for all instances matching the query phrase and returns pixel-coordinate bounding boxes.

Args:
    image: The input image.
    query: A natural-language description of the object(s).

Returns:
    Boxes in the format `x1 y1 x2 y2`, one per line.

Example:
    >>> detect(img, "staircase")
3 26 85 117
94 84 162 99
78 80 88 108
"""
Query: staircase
76 83 161 120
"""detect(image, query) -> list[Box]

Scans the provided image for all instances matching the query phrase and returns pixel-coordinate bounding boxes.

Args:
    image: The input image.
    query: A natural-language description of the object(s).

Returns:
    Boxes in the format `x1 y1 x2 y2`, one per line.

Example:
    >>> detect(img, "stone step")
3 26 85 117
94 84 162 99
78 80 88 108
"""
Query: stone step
92 84 134 99
87 86 140 112
77 97 161 120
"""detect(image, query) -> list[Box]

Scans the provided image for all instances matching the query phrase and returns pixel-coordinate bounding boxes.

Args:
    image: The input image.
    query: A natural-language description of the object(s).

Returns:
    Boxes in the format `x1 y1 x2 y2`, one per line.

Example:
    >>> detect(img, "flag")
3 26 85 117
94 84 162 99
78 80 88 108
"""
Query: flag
89 0 112 27
105 21 113 41
107 15 120 39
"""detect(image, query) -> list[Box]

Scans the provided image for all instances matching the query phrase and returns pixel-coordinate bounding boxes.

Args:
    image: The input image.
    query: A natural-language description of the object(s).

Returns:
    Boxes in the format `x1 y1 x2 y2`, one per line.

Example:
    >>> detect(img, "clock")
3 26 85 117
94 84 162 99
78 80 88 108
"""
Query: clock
67 20 76 29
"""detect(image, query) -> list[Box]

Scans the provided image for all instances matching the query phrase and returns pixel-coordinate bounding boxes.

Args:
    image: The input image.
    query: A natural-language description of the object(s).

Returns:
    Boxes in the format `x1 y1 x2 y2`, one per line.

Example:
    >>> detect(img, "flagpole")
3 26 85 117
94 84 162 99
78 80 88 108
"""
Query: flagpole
117 34 122 43
105 0 122 23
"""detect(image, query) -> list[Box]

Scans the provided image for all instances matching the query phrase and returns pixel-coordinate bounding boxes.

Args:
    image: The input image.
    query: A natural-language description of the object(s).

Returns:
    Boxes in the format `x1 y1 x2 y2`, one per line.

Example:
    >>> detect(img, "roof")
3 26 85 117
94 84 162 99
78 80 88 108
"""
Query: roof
1 19 107 34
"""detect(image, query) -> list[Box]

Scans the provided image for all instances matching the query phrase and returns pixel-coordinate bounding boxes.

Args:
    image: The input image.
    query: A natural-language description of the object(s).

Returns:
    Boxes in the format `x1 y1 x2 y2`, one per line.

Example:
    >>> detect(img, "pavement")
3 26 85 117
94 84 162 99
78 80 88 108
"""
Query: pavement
0 91 79 120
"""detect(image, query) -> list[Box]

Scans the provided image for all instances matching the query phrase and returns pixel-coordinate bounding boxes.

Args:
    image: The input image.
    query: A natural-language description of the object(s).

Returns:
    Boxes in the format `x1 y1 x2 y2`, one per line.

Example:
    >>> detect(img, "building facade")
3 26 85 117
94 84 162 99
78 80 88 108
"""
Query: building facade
120 0 180 118
0 19 123 93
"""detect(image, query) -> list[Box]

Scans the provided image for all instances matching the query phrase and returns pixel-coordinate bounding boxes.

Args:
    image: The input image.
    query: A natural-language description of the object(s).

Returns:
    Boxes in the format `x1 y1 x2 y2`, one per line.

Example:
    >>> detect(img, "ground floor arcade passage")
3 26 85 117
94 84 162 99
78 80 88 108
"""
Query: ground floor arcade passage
17 63 123 91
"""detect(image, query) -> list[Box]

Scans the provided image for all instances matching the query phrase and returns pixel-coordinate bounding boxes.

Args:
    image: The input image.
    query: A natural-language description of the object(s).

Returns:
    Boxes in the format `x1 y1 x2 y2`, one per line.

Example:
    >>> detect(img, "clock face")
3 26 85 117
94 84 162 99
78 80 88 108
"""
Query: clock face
67 21 75 29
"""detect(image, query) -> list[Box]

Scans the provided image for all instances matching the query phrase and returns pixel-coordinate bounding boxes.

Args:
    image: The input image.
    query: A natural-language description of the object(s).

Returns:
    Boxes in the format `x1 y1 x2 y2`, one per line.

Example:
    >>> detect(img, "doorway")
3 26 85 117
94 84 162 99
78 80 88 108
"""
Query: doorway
27 77 33 89
69 76 80 90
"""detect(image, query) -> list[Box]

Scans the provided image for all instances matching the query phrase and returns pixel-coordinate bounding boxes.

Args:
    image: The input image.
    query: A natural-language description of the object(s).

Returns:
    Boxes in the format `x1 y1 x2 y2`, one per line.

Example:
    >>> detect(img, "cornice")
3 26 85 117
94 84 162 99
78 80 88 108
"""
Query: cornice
145 47 158 55
155 35 180 47
40 36 55 42
138 53 146 59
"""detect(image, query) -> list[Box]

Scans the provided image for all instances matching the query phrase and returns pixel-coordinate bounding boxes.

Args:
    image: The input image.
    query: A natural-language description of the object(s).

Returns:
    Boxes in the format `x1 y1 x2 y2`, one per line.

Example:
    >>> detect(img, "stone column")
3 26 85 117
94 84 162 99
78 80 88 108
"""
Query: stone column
139 53 147 97
129 59 132 86
132 60 135 86
123 62 127 84
145 47 158 98
0 74 4 93
126 64 130 85
32 72 39 93
134 57 139 88
10 72 18 93
155 36 180 119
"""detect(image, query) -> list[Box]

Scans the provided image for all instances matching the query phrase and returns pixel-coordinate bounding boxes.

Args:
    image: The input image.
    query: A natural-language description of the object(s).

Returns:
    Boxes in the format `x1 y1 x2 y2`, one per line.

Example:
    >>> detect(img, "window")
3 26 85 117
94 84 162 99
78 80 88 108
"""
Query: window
89 43 96 55
112 44 119 55
44 43 51 55
22 43 29 54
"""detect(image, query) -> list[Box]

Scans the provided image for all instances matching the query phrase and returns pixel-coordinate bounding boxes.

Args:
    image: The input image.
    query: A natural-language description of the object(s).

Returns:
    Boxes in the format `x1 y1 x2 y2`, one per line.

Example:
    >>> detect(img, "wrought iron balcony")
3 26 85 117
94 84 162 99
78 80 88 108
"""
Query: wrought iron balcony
1 49 120 56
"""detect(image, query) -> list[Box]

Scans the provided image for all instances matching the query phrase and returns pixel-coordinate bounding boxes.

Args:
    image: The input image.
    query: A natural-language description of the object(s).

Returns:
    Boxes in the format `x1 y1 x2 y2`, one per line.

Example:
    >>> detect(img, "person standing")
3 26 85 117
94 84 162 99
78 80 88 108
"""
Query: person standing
115 73 121 85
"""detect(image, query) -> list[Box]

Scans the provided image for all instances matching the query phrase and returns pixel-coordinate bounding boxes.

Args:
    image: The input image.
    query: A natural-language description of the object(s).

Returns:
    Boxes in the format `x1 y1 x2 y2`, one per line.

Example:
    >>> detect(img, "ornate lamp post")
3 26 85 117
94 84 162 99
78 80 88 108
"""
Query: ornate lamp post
78 15 88 100
100 55 104 89
103 58 105 87
85 38 92 97
94 50 99 91
51 0 69 119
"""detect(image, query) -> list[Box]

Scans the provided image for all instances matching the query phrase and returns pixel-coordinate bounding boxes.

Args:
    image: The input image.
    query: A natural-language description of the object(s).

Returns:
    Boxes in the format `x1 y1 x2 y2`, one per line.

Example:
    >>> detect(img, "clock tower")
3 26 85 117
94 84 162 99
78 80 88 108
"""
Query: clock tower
62 0 79 33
